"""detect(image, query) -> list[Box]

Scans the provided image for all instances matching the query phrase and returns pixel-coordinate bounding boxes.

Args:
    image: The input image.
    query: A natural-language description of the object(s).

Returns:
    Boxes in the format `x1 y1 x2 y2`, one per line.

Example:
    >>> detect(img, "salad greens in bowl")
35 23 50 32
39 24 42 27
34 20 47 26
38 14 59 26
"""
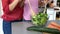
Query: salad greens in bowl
32 12 48 26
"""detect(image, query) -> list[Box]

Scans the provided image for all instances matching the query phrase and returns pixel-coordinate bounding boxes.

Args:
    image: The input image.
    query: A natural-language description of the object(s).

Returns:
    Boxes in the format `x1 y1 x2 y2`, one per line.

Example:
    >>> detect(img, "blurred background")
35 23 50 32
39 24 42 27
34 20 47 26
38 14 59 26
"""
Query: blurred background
0 0 60 34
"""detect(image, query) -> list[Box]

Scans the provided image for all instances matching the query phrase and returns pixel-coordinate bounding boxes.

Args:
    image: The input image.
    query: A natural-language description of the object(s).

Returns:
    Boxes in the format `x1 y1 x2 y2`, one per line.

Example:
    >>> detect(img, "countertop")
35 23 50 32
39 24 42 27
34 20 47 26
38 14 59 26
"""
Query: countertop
12 20 60 34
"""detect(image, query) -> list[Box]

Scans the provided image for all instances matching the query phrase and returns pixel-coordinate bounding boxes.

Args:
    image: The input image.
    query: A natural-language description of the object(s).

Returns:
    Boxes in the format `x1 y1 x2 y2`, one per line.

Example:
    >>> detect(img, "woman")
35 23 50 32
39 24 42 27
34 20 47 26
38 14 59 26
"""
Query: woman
2 0 24 34
23 0 39 22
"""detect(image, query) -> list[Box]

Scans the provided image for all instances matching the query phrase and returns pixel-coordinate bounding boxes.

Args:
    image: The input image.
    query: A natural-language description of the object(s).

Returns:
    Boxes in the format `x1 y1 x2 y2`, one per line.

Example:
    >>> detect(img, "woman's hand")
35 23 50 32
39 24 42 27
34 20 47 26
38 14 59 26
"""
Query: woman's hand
44 0 49 4
38 0 45 7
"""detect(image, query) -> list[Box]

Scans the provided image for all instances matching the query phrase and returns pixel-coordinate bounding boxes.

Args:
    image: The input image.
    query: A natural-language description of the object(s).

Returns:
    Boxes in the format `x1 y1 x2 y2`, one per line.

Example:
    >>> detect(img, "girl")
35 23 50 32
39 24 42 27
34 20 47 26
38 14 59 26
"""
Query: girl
23 0 39 22
2 0 24 34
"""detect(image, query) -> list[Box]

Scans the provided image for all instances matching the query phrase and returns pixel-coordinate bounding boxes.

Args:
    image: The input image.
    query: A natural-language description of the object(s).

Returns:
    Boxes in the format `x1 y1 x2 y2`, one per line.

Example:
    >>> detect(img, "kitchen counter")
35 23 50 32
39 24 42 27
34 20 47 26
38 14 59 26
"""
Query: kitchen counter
12 22 42 34
12 20 60 34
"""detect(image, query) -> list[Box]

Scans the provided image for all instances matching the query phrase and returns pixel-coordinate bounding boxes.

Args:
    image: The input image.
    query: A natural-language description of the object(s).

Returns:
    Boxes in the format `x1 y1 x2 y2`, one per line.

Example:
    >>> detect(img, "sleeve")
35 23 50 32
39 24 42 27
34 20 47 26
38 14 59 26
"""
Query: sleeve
2 0 11 14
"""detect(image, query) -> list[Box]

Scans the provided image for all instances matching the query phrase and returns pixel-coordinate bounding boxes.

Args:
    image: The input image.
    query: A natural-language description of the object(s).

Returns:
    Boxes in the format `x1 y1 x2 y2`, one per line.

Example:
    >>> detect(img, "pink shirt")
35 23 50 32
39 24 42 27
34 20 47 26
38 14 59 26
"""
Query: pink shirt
24 0 39 20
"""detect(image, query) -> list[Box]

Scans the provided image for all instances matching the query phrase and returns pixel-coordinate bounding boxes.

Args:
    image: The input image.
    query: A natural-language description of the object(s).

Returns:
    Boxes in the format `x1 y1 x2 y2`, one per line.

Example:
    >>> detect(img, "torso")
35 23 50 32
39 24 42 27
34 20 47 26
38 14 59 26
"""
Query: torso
23 0 39 20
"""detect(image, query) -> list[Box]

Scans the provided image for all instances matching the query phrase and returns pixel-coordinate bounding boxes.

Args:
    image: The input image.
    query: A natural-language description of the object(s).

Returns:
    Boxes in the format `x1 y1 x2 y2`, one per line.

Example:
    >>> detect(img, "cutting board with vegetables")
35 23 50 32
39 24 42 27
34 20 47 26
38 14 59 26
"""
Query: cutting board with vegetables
27 22 60 34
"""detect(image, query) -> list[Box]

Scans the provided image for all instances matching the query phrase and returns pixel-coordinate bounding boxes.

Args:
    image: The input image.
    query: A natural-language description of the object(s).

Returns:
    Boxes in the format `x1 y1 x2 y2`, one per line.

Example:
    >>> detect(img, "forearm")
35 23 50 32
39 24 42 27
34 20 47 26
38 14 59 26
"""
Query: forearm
9 0 19 11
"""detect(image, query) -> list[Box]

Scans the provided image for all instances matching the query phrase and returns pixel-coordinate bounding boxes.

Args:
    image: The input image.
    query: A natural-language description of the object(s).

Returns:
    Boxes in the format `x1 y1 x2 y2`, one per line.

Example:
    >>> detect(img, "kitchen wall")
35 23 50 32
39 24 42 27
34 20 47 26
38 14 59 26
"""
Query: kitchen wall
0 0 4 34
54 0 57 6
0 0 3 17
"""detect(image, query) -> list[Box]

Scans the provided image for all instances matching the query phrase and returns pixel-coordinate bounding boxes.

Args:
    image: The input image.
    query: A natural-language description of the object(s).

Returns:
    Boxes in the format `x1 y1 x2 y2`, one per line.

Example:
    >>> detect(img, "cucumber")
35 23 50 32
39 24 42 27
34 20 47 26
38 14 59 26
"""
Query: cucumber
27 26 60 34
